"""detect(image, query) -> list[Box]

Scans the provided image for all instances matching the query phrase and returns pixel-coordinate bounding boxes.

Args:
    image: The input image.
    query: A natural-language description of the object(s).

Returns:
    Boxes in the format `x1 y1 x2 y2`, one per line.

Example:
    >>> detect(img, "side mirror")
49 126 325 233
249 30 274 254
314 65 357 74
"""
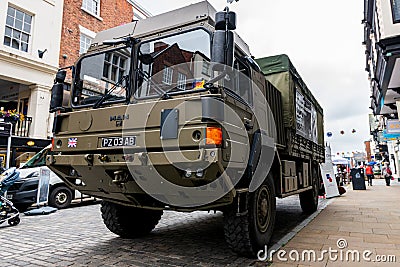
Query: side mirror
55 70 66 83
50 83 64 112
215 11 236 30
50 70 66 112
211 30 234 71
211 9 236 71
139 53 154 65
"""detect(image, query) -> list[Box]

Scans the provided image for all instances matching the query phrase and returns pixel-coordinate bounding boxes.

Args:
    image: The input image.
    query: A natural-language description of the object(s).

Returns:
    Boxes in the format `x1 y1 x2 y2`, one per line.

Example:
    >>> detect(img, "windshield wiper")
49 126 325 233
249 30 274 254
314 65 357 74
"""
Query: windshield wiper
93 75 129 108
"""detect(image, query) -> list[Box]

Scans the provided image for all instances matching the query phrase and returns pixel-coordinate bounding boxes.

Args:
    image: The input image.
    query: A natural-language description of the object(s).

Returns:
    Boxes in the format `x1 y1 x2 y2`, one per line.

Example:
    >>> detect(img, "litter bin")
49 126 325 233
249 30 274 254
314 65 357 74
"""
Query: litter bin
350 168 366 190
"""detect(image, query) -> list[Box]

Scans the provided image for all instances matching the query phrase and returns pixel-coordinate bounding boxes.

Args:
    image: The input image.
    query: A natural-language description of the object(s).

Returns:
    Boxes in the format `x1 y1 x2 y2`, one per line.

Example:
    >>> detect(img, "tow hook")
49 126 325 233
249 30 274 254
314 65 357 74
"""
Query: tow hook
112 170 129 186
84 154 94 166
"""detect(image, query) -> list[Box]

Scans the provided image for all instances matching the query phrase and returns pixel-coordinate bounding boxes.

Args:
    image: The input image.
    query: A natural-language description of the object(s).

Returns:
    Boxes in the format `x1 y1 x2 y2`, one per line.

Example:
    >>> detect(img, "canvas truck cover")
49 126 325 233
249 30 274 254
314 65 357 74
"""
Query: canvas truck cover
255 54 324 146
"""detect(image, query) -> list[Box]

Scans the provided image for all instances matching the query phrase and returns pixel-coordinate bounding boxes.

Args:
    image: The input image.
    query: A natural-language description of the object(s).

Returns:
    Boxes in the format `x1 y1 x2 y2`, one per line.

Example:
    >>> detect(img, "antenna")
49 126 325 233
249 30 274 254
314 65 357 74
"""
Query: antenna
227 0 239 4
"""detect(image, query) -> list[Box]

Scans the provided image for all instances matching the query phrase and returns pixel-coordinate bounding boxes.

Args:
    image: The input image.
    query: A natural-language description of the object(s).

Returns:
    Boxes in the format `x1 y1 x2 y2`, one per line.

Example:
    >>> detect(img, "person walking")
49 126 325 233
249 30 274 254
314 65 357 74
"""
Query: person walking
366 164 374 186
0 158 5 174
382 162 392 186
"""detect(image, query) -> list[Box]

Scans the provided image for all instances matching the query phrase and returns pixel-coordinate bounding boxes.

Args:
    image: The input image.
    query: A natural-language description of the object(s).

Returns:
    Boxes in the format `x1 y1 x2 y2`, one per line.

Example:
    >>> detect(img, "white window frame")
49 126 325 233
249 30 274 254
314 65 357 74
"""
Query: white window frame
78 25 96 54
3 6 33 53
81 0 102 19
392 0 400 23
177 72 187 90
103 52 128 83
163 66 173 85
79 34 92 55
202 60 210 76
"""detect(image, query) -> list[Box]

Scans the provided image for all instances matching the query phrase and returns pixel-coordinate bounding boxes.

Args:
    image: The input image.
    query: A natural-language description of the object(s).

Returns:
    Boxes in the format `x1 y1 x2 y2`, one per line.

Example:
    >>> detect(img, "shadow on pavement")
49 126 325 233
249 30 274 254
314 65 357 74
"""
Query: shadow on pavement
81 196 311 266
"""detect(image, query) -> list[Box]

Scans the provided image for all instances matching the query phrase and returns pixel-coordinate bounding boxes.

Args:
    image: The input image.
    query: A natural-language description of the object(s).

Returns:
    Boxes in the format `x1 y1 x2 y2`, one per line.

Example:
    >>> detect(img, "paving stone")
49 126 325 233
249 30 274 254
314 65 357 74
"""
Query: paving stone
271 179 400 266
0 191 331 266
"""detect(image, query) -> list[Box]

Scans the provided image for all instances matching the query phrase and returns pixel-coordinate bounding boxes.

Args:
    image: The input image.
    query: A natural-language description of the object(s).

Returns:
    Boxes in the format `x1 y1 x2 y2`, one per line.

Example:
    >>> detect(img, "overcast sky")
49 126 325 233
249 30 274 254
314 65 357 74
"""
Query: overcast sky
135 0 371 155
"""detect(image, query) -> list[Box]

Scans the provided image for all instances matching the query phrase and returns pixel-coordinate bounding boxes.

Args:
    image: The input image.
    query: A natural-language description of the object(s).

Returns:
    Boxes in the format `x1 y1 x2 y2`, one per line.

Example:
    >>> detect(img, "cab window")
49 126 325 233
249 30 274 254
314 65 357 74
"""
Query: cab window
223 55 253 106
234 58 252 106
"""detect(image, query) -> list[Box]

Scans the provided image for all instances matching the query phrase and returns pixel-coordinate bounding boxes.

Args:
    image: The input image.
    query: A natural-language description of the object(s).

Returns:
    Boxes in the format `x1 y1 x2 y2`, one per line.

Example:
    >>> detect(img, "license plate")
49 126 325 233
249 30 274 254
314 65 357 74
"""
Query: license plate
6 194 12 200
101 136 136 147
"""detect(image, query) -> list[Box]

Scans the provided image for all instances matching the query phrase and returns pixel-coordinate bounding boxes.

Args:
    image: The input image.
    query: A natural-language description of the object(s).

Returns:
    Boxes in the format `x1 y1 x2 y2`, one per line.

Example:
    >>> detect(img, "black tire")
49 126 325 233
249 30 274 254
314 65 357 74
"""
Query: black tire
8 216 20 226
299 167 319 214
101 201 163 238
223 176 276 257
48 186 73 209
14 204 31 212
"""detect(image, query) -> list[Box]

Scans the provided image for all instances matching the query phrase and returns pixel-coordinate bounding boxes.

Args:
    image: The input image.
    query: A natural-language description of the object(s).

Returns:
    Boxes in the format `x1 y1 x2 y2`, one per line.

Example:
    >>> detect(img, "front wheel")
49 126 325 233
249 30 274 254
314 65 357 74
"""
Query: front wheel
101 201 163 238
48 186 73 209
223 176 276 257
299 167 320 214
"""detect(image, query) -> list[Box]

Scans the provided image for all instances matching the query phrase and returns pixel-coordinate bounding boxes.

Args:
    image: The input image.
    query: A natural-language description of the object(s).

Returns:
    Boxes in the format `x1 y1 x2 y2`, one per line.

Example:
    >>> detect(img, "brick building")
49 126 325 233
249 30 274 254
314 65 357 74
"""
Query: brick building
0 0 150 167
59 0 137 72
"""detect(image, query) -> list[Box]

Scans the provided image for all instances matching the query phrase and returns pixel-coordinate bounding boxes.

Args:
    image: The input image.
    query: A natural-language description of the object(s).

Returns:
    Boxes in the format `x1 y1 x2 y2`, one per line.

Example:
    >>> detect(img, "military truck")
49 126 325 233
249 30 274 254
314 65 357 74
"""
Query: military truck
47 1 324 257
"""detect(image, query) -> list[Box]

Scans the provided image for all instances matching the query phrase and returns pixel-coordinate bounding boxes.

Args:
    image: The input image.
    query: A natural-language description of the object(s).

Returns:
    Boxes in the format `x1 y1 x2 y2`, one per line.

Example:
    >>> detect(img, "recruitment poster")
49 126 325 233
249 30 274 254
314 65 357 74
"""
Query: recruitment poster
320 146 340 198
37 168 51 205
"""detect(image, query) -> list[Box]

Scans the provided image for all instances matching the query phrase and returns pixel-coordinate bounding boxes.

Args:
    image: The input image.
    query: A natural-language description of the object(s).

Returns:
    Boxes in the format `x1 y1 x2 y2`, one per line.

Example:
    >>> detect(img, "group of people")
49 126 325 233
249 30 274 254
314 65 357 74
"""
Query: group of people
365 162 392 186
335 165 349 185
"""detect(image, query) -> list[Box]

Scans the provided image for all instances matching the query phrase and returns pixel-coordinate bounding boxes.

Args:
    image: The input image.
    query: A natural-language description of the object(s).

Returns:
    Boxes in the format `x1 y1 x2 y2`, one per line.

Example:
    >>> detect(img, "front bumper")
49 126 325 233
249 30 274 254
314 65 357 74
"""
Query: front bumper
47 148 237 210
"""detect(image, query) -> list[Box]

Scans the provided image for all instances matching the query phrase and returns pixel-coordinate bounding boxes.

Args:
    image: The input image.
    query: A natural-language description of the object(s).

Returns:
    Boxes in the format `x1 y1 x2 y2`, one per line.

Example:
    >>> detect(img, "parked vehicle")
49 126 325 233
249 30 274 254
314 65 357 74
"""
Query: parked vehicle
6 146 91 210
47 1 324 257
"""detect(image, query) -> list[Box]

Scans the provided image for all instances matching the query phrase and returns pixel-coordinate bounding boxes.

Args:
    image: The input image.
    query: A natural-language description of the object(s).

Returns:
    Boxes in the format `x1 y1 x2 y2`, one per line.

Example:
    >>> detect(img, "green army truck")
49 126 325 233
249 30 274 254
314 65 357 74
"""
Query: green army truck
47 1 324 257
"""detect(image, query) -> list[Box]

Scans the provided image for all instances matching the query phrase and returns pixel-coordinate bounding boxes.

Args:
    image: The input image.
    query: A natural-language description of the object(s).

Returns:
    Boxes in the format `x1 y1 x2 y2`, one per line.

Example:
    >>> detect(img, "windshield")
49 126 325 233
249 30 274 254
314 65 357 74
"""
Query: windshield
21 147 50 169
135 29 211 98
72 46 132 106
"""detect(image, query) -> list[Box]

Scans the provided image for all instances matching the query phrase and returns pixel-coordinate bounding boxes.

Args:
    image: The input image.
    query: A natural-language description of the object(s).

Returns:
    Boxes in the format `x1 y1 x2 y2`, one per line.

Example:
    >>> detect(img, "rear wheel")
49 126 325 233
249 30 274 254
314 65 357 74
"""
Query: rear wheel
101 201 163 238
223 176 276 257
299 167 319 214
8 216 20 226
49 186 73 209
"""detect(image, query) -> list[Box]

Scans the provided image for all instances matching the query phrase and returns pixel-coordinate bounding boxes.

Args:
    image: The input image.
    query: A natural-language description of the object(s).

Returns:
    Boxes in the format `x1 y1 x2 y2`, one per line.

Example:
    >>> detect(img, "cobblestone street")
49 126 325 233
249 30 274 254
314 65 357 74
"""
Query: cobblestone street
0 196 328 266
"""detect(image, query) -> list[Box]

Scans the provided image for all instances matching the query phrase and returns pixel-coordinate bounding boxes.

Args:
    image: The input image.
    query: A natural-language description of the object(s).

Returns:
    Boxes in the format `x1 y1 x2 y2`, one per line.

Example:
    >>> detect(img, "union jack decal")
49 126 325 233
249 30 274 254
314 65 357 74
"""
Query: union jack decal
68 138 77 148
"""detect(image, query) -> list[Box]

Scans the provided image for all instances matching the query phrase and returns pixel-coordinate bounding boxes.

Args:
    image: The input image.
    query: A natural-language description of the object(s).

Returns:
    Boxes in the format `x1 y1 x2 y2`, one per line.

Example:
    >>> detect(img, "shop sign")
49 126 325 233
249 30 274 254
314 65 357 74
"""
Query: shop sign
382 130 400 141
386 119 400 134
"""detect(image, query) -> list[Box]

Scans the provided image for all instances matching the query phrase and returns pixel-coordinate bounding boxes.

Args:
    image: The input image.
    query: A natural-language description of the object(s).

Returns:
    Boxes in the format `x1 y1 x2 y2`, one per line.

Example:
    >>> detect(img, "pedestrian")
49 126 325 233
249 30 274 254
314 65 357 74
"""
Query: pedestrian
365 164 374 186
0 158 5 174
382 162 392 186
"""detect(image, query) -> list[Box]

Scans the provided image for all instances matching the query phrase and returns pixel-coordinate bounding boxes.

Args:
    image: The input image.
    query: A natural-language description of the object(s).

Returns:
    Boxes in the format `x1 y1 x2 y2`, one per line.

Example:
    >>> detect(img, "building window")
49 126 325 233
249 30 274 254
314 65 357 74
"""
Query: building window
79 34 92 54
3 6 32 52
82 0 100 16
177 72 186 90
202 60 210 76
163 66 173 85
392 0 400 23
103 52 127 83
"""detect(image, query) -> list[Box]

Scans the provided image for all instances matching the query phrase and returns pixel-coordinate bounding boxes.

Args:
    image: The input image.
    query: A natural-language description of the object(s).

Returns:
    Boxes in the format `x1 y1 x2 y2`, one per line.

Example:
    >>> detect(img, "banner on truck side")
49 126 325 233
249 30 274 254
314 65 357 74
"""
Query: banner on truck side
320 146 340 198
296 90 318 143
